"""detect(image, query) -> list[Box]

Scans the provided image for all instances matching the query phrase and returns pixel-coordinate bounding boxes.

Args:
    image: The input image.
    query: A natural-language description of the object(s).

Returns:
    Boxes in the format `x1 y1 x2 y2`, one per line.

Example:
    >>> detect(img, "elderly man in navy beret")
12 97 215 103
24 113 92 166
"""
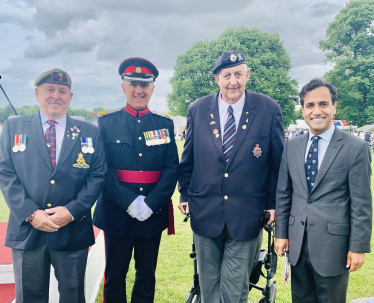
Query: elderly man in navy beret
178 50 285 302
0 68 107 302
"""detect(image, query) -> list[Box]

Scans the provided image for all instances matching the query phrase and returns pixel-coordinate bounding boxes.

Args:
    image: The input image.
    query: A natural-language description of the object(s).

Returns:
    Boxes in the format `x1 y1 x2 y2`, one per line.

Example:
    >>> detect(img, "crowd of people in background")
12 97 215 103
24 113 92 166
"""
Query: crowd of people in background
350 130 374 147
285 128 308 141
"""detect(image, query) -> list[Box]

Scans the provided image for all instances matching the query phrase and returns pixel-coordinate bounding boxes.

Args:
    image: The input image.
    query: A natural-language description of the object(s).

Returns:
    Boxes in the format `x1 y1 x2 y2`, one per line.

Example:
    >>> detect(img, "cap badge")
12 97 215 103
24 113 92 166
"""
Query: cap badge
230 54 237 62
53 72 67 82
252 144 262 158
237 53 244 61
135 67 142 73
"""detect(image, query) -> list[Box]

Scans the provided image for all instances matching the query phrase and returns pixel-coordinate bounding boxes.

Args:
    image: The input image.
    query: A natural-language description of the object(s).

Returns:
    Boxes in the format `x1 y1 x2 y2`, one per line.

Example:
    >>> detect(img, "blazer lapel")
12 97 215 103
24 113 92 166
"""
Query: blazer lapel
226 90 256 170
297 133 309 193
54 115 80 174
207 93 226 163
27 113 53 171
311 128 343 192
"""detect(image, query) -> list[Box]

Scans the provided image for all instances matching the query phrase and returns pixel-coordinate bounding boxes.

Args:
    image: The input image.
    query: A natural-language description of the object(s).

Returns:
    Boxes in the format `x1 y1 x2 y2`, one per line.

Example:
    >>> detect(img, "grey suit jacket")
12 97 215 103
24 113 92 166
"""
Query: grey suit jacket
275 127 372 277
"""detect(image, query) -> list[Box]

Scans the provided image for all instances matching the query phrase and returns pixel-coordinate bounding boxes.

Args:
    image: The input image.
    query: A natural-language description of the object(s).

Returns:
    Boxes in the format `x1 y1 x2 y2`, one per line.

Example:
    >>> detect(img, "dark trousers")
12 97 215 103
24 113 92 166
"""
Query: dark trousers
103 232 162 303
291 232 349 303
12 244 88 303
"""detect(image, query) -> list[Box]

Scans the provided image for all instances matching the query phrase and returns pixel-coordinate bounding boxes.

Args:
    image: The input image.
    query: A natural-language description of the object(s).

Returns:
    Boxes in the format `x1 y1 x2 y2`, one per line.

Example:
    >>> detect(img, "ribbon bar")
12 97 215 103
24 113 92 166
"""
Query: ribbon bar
115 169 162 183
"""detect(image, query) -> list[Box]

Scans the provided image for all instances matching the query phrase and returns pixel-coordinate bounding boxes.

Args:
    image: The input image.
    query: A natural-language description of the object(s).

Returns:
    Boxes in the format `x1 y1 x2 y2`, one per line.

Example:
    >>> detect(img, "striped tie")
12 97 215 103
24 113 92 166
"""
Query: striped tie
45 120 57 169
223 105 236 162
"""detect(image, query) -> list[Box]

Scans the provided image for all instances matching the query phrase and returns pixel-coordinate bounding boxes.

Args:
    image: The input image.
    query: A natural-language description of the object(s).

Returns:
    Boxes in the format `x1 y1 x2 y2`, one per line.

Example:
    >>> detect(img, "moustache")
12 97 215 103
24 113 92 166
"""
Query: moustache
48 99 62 105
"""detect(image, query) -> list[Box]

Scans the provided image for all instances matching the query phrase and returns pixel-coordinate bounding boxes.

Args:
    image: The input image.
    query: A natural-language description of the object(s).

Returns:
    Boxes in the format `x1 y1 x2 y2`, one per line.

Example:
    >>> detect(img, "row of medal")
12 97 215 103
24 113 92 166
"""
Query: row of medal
80 137 94 154
143 129 171 146
13 134 27 153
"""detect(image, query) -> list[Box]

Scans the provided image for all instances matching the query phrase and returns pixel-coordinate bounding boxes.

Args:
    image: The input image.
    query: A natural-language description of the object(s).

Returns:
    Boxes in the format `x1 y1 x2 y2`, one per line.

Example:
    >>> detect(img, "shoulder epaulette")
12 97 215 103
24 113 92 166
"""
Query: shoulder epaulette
97 108 121 117
152 111 172 119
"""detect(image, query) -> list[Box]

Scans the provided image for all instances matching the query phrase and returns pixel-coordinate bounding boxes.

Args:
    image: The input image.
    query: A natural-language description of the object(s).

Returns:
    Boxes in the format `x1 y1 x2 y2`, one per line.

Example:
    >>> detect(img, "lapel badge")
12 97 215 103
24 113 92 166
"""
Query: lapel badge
242 125 247 130
73 153 90 169
252 144 262 158
246 112 249 115
210 121 216 125
211 114 214 119
213 129 220 138
246 118 248 123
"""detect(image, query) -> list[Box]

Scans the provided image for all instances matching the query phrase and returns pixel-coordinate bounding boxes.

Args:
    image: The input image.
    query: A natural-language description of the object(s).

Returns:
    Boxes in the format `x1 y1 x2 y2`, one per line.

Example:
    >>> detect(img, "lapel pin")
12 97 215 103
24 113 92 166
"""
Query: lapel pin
210 121 216 125
213 129 220 138
211 114 214 119
242 125 247 130
246 112 249 115
252 144 262 158
246 118 248 123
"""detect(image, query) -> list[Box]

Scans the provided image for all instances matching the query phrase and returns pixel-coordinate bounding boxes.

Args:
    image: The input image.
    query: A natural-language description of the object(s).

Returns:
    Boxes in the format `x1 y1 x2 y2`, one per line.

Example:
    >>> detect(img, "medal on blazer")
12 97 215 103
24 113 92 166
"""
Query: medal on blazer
81 137 88 153
87 138 94 153
213 129 220 138
73 153 90 169
252 144 262 158
13 134 27 153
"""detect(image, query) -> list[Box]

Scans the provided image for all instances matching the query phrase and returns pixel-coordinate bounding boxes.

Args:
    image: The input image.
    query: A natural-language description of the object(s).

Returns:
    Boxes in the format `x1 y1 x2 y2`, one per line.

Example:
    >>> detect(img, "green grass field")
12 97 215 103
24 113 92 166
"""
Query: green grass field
1 141 373 302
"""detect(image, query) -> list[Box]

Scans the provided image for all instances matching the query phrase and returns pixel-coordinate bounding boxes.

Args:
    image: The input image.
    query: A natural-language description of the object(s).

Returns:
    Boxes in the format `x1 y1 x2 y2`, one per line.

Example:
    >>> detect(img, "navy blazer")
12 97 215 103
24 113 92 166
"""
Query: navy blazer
93 108 179 238
0 113 106 251
179 90 285 241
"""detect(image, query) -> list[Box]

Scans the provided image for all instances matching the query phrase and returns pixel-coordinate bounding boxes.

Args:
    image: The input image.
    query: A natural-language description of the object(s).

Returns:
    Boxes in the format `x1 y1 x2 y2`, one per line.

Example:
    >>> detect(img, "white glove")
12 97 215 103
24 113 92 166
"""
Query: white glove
127 196 153 221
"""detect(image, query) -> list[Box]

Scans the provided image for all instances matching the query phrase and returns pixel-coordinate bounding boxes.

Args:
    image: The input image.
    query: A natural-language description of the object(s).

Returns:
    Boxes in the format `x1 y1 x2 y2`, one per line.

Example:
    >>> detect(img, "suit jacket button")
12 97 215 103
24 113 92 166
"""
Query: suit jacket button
47 203 52 207
301 221 305 225
139 153 142 157
224 173 229 178
307 200 312 204
140 188 143 191
50 180 55 184
116 140 120 143
224 195 228 200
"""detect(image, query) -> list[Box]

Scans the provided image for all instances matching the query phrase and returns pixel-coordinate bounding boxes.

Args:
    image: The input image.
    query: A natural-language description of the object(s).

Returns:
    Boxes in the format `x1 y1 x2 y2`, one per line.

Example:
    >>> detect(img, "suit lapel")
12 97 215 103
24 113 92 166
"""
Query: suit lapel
226 90 256 170
27 113 53 171
54 115 80 174
297 133 309 193
311 128 343 192
207 93 226 163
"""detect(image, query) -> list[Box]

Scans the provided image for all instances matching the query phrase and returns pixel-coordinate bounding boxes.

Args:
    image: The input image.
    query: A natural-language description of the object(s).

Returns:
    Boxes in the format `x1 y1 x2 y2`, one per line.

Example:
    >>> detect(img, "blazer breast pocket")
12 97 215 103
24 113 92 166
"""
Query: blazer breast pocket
106 133 132 167
325 167 346 176
71 152 91 175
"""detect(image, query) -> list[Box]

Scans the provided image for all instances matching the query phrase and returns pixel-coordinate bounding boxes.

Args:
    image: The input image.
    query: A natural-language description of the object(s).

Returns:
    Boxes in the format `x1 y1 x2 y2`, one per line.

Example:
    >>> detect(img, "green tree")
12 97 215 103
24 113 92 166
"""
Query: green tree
167 27 299 127
320 0 374 126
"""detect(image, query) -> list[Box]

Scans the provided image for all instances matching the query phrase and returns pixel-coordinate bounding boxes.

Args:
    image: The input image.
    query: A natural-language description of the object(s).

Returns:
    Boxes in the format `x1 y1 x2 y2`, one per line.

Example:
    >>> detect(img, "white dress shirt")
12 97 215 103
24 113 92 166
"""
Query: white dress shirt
304 124 335 170
218 92 245 142
40 111 66 165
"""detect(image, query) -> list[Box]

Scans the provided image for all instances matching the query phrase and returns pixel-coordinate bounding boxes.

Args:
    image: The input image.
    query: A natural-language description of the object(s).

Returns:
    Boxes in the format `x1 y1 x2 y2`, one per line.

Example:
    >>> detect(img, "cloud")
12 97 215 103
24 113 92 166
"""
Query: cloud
0 0 349 113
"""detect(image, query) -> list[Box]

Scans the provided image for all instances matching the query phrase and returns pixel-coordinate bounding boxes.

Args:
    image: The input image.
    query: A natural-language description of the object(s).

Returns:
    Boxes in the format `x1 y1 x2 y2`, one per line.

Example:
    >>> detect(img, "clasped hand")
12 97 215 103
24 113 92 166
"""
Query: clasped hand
127 195 153 221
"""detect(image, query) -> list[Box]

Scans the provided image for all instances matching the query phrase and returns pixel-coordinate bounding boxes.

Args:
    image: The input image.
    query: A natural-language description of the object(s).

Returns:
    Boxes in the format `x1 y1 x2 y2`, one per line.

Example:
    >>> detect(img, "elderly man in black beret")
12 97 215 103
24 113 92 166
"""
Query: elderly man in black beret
93 57 179 303
0 68 107 302
178 50 285 302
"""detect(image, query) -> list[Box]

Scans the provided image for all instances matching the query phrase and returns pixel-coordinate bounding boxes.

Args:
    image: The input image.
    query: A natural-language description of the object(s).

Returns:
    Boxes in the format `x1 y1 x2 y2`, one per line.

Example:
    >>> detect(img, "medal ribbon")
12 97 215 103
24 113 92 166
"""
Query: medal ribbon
14 135 20 148
87 138 93 149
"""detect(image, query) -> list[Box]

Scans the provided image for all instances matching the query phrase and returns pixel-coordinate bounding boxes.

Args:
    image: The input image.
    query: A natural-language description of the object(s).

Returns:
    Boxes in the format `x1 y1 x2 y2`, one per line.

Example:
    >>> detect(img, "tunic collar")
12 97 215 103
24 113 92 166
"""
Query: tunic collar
125 103 149 117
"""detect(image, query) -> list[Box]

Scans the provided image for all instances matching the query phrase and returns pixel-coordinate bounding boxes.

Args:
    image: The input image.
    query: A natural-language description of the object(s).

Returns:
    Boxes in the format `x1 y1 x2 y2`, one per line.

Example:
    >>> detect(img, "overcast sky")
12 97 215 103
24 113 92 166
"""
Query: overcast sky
0 0 348 113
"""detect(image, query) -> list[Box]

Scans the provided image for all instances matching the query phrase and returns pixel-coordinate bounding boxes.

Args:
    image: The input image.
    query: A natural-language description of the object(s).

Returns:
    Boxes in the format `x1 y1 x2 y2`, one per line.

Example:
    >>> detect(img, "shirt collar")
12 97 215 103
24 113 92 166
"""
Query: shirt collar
39 111 67 127
218 91 246 114
309 124 335 142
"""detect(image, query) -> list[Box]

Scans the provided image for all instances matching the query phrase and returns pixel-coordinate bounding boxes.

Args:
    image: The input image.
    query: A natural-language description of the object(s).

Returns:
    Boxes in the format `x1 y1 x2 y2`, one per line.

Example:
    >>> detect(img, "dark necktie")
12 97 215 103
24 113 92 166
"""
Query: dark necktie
45 120 57 169
223 105 236 162
305 136 320 192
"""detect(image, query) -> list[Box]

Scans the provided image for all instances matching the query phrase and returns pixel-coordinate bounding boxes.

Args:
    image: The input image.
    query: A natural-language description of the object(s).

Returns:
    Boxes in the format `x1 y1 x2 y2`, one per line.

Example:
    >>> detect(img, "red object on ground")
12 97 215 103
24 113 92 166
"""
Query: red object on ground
0 284 15 303
0 222 12 265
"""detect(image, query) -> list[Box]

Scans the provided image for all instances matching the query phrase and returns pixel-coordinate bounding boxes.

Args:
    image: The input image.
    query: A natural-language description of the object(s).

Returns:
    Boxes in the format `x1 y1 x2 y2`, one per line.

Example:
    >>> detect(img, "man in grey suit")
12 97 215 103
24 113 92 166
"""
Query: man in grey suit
0 68 106 302
275 78 372 303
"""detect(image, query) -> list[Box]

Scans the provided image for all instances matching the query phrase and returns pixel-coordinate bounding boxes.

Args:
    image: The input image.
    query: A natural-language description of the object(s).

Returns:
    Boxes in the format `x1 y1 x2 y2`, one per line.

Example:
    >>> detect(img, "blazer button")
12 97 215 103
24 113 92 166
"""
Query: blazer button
47 203 52 207
139 137 142 140
224 195 228 200
138 120 141 123
50 180 55 184
116 140 120 143
140 188 143 191
301 221 305 225
224 173 229 178
307 200 312 204
139 153 142 157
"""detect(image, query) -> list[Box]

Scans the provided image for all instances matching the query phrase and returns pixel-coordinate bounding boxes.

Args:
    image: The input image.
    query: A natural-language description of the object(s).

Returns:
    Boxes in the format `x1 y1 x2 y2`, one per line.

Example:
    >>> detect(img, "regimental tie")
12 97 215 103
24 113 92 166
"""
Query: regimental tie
223 105 236 162
305 136 320 192
45 120 57 169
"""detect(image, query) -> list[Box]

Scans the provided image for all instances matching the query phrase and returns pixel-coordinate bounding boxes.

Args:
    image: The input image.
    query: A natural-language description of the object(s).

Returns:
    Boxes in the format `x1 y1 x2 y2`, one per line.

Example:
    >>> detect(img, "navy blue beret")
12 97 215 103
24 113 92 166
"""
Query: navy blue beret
118 57 159 83
212 50 247 75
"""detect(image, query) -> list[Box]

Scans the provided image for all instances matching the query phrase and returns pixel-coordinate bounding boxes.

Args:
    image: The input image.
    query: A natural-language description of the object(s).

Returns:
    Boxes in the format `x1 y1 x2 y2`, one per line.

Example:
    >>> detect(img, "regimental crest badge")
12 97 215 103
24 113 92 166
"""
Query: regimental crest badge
73 153 90 169
230 54 237 62
252 144 262 158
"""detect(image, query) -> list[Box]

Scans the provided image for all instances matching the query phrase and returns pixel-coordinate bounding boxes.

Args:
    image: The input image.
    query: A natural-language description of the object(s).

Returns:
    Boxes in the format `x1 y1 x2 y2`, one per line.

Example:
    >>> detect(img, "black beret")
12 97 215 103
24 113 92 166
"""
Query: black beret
118 57 159 83
34 68 72 88
212 50 247 75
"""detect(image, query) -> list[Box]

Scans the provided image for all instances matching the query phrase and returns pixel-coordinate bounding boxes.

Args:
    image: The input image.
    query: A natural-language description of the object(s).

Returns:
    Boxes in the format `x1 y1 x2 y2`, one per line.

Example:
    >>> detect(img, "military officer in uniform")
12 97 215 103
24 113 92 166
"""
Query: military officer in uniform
93 57 179 303
0 68 107 302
